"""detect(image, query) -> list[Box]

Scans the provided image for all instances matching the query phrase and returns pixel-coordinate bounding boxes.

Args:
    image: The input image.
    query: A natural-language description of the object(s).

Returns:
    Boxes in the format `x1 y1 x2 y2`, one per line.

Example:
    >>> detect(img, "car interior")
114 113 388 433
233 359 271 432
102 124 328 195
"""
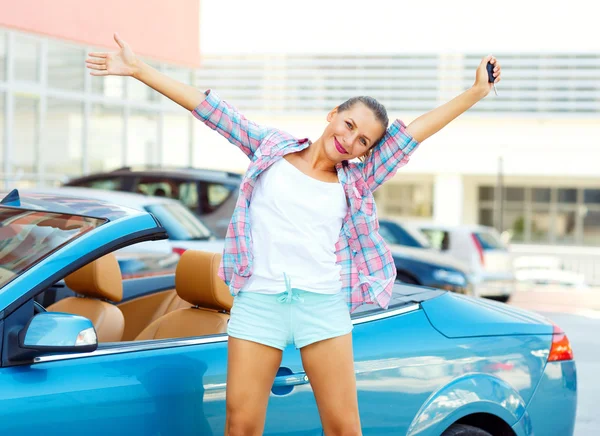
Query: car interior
39 250 233 343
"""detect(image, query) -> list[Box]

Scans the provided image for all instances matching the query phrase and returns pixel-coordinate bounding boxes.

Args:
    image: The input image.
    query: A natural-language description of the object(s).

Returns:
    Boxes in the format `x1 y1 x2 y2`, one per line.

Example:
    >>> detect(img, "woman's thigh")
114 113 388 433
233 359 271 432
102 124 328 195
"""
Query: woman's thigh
226 337 283 434
300 333 362 435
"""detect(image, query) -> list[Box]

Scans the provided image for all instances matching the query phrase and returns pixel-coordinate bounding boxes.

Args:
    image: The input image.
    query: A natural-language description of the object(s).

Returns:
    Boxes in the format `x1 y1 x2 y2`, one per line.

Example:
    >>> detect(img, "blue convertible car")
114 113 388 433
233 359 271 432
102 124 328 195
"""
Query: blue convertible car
0 191 577 435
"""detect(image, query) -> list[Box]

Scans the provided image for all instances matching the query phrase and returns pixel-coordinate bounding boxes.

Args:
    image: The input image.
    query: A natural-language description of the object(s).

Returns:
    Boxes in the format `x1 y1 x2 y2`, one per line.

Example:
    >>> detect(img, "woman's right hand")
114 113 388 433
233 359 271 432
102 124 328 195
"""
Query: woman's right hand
86 33 140 77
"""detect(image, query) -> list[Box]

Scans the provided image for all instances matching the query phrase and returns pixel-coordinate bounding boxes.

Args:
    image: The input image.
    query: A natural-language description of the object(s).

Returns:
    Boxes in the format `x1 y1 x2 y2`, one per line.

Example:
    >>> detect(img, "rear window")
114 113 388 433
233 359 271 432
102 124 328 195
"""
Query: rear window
0 208 106 289
145 203 213 241
473 231 505 250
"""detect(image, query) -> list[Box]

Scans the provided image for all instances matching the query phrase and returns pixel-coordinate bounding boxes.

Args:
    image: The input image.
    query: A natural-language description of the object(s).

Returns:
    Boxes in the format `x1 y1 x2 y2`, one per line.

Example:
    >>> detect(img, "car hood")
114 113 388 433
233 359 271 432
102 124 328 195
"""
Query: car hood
388 245 470 273
421 292 553 338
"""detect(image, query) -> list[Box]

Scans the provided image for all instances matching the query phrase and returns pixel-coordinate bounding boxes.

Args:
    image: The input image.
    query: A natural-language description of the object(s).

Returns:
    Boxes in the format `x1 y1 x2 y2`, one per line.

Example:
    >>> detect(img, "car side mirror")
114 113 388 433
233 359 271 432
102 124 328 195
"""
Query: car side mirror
10 312 98 362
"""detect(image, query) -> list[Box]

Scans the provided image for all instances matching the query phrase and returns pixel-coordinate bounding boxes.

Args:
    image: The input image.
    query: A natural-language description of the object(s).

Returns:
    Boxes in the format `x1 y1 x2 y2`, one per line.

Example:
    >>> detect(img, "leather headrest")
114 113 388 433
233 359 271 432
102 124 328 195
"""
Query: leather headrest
65 253 123 302
176 251 232 311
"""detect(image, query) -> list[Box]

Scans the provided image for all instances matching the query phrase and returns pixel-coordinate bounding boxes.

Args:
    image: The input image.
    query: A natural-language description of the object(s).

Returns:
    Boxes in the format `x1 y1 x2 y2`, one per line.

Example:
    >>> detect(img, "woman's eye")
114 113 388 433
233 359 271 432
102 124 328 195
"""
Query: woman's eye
361 138 367 146
345 122 352 129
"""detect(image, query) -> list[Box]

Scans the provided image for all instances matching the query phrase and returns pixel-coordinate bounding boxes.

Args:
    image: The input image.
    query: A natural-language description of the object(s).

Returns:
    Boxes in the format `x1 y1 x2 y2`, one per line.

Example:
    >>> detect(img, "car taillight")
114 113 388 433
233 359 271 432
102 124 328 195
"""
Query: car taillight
548 324 574 362
172 247 187 256
470 234 485 266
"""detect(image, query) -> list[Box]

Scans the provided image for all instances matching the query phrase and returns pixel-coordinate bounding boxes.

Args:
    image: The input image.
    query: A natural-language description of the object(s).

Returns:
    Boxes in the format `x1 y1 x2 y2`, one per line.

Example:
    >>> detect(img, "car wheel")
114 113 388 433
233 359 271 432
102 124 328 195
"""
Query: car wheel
396 271 419 285
441 424 492 436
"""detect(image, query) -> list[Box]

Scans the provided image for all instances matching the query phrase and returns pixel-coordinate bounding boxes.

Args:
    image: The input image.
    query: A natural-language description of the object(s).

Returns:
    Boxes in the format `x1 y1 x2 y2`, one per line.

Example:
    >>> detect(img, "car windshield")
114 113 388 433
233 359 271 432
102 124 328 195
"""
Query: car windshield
145 203 213 241
380 221 432 248
0 208 106 289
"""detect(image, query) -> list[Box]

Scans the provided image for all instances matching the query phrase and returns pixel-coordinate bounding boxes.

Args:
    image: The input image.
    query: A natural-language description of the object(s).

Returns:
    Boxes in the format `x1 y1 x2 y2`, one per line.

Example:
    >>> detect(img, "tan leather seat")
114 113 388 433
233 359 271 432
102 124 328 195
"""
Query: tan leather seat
135 251 233 341
47 254 125 342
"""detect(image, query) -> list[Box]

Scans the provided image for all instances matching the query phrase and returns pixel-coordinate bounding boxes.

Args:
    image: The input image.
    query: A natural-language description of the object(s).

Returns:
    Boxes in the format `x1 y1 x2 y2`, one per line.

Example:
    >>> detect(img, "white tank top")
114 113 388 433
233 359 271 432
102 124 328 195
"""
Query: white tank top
241 157 348 295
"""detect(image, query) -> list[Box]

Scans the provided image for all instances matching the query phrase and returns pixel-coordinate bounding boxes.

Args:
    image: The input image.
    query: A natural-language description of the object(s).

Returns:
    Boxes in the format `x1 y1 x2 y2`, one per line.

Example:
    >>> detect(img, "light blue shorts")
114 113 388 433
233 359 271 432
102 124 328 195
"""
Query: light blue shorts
227 286 353 351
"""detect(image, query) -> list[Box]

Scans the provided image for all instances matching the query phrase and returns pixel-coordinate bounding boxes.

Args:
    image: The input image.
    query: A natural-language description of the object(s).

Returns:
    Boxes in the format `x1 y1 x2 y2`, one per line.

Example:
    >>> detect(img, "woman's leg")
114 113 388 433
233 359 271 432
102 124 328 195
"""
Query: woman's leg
300 333 362 436
225 337 283 436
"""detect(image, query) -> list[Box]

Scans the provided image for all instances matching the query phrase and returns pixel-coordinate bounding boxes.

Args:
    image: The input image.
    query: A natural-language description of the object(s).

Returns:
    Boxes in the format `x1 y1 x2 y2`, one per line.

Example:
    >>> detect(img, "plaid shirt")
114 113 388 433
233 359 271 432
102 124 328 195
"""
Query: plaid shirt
192 90 419 312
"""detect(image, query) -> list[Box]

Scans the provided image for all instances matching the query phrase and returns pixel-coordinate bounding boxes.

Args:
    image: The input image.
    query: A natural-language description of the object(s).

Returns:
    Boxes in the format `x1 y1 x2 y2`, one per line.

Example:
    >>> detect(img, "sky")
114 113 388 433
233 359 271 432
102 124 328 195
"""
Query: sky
200 0 596 54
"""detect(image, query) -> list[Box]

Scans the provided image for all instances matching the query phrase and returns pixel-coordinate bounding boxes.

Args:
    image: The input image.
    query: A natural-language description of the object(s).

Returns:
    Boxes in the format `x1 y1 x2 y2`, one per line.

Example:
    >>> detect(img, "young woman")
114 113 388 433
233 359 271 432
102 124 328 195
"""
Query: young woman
86 33 501 436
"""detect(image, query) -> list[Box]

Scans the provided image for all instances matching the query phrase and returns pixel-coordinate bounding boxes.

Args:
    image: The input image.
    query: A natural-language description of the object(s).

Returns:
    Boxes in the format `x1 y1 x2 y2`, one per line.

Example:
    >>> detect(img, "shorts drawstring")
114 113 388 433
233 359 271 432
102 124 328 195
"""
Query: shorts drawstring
277 273 304 304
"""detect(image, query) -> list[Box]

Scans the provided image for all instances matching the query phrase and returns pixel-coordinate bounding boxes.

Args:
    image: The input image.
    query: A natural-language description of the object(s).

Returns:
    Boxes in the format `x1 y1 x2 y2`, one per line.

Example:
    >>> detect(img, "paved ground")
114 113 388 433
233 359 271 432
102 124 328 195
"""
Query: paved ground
509 287 600 435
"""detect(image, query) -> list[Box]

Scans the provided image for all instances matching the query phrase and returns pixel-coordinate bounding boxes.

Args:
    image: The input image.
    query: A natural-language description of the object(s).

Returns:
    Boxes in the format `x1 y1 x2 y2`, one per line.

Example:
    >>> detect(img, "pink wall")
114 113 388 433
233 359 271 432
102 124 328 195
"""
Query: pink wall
0 0 201 67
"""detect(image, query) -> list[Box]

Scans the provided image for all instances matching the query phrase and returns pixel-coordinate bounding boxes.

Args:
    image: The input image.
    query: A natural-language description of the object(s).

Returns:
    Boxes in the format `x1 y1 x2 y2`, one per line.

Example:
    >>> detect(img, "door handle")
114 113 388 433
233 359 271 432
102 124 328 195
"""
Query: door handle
273 372 309 387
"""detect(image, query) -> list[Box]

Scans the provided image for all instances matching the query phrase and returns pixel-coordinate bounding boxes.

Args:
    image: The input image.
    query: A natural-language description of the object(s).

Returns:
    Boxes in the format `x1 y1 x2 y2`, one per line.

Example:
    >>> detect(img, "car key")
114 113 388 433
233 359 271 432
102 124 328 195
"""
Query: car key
486 61 498 96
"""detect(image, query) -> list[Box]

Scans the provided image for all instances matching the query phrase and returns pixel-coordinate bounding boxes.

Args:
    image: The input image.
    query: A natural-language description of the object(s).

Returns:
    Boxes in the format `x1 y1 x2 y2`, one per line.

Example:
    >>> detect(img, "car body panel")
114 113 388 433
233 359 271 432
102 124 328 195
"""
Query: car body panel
422 292 553 338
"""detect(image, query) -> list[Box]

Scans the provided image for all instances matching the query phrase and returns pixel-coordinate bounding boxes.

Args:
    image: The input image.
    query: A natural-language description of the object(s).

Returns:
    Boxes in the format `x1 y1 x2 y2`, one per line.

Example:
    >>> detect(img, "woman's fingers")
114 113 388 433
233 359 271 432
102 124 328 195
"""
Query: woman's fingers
90 70 110 77
88 52 107 58
85 57 105 65
86 63 107 71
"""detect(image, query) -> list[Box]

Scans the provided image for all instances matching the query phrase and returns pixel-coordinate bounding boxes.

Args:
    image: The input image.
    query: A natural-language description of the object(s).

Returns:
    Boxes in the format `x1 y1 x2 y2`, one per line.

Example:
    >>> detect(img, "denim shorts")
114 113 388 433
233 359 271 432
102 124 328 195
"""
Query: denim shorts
227 287 353 350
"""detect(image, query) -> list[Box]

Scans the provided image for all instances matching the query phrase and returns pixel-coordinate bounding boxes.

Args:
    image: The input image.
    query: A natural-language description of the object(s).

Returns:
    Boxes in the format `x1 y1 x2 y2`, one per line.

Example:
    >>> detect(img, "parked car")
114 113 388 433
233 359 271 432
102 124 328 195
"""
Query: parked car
378 219 473 295
415 223 516 302
0 189 577 435
26 187 225 278
64 166 243 237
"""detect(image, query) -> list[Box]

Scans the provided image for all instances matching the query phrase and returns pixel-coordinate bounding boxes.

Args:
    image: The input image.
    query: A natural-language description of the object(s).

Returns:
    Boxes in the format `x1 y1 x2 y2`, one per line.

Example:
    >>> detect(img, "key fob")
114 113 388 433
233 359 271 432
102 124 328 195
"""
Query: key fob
486 61 495 83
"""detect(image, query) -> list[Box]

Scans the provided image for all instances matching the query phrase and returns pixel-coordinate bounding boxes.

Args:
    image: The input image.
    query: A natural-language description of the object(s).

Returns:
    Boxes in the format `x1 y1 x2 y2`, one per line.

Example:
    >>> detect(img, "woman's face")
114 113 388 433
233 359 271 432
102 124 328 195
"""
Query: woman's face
323 103 386 163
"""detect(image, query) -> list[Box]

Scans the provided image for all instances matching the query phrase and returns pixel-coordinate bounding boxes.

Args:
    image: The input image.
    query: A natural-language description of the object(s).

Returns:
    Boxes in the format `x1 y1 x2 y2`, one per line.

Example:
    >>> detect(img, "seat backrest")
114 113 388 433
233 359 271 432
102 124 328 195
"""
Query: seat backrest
135 251 232 341
47 253 125 342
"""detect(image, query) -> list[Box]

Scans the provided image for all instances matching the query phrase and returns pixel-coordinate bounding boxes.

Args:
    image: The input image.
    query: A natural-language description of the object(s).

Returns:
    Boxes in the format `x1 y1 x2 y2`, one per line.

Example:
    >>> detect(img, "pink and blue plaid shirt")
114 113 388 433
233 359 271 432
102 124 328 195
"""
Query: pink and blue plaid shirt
192 90 419 312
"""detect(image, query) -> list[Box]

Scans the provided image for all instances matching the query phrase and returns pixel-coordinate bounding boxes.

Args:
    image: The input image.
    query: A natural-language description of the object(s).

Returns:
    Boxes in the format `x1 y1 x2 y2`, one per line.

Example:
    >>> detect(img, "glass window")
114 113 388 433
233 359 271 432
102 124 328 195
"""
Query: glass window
89 104 123 173
583 211 600 245
144 203 212 241
558 188 577 204
502 207 525 242
478 186 494 202
206 184 236 209
134 178 199 209
162 113 190 166
0 208 105 289
532 188 551 203
45 99 83 180
478 208 494 227
531 207 551 243
48 41 85 91
505 187 525 202
0 31 6 81
419 229 450 251
473 231 505 250
584 189 600 205
128 61 161 102
91 69 124 98
14 35 40 82
385 184 433 217
555 209 577 244
0 92 4 185
78 178 123 190
13 95 39 178
127 111 159 166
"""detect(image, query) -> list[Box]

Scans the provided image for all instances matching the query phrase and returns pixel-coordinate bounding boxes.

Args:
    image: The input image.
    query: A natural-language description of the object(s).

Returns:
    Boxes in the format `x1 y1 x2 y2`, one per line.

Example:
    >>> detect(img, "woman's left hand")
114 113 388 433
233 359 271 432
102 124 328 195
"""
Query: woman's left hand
473 55 502 97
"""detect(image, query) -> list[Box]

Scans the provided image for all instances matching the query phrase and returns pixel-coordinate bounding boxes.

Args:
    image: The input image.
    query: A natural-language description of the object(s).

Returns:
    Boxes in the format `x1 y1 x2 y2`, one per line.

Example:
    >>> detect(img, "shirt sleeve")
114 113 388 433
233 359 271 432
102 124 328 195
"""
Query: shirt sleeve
191 90 270 159
361 119 420 192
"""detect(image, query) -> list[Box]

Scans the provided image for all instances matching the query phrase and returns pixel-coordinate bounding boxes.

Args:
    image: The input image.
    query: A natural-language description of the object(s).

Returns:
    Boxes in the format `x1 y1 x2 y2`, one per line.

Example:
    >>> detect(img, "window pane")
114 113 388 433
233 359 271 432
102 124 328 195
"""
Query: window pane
89 104 123 173
127 111 158 166
162 114 190 166
128 61 161 102
558 188 577 204
555 210 577 244
45 99 83 179
478 208 494 227
584 189 600 205
531 208 551 243
80 178 122 190
479 186 494 201
0 92 4 186
385 184 433 217
502 207 525 242
0 31 6 81
48 41 85 91
532 188 551 203
505 187 525 202
134 178 198 209
14 35 40 82
13 96 38 182
583 211 600 245
91 75 124 98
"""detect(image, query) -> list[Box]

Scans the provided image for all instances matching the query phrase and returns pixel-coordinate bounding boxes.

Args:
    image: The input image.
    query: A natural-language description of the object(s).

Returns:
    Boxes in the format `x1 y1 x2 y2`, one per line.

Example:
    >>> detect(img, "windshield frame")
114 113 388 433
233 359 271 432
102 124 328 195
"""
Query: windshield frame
144 202 214 241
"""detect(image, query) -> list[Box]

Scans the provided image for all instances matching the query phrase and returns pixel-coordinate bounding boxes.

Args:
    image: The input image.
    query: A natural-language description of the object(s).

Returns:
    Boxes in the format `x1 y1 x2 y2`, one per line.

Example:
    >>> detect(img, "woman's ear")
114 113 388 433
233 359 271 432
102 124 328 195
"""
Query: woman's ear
327 107 339 123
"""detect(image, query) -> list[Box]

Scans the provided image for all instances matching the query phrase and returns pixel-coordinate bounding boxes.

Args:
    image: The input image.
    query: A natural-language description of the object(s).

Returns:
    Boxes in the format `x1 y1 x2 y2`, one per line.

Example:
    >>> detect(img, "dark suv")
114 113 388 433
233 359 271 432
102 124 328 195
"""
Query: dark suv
64 167 242 237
